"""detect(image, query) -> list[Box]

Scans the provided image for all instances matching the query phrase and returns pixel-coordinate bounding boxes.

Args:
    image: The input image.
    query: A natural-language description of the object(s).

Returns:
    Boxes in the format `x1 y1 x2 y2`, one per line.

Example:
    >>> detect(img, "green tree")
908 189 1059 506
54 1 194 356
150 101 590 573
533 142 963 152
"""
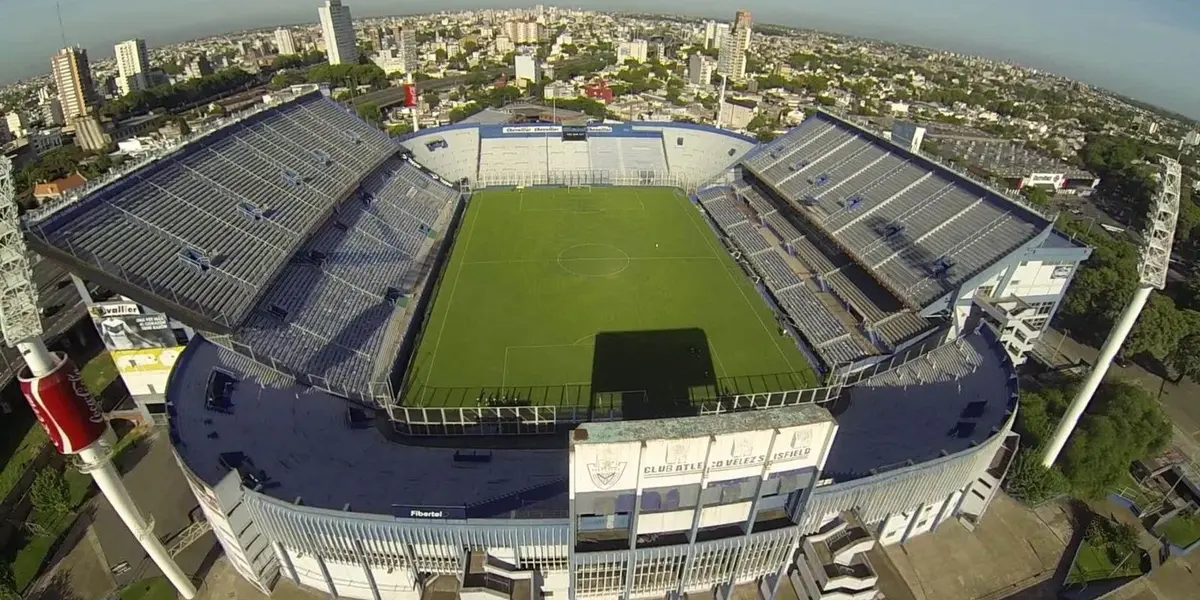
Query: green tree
387 122 412 137
1124 294 1189 360
1021 185 1052 208
30 468 71 519
1060 379 1171 499
1168 332 1200 383
1004 451 1070 504
0 564 17 600
355 102 382 124
462 40 480 54
435 48 448 62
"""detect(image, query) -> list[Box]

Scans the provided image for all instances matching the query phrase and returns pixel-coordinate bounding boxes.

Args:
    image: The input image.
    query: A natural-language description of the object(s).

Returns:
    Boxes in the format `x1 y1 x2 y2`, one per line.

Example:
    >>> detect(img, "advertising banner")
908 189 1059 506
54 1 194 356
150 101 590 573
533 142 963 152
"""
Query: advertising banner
574 441 641 493
18 354 106 454
89 302 177 350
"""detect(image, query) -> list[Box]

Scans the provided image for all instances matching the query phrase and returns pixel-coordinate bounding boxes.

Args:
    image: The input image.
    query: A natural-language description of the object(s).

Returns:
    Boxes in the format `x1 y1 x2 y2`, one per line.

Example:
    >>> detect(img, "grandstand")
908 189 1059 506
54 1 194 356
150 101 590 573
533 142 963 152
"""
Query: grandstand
19 96 1087 600
22 91 459 404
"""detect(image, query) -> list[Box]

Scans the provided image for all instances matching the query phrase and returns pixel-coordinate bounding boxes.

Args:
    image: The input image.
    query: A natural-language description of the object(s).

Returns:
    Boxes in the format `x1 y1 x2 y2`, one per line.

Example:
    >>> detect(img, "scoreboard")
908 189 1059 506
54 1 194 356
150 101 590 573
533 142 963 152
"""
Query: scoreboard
562 125 588 142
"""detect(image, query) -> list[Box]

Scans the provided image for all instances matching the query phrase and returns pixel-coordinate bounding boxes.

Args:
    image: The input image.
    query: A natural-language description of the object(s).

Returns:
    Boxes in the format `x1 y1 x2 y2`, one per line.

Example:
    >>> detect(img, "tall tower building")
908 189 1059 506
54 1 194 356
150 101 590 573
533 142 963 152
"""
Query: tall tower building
717 11 752 79
51 47 97 120
396 27 419 74
114 39 151 96
688 53 715 86
318 0 358 65
275 28 298 55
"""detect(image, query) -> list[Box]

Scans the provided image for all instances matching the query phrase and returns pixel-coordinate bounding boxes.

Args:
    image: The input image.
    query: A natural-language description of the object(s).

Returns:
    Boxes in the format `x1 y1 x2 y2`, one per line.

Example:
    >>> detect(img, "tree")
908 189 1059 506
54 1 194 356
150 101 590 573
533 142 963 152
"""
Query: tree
1021 185 1052 208
1168 332 1200 383
387 122 412 137
1004 451 1069 504
462 40 480 54
356 102 382 124
1124 293 1189 360
0 564 17 600
435 48 448 62
30 468 71 520
1060 379 1171 499
426 94 442 110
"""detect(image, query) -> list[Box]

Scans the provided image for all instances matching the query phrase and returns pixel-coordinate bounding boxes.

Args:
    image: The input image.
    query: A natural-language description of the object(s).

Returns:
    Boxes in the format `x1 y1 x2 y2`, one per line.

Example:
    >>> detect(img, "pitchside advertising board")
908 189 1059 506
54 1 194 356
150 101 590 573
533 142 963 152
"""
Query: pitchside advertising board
17 353 106 454
572 421 835 495
89 301 177 351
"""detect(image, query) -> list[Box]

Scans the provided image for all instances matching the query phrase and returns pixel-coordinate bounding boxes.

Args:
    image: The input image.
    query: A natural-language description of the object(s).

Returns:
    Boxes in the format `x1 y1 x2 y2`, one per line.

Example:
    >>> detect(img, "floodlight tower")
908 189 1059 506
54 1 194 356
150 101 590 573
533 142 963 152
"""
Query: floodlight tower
0 157 197 598
1041 156 1182 468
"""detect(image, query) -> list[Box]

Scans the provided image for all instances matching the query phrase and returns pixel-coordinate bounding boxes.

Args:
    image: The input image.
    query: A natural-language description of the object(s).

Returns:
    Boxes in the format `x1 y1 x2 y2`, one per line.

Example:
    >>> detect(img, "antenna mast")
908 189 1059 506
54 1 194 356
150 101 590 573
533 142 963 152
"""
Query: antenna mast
56 2 67 48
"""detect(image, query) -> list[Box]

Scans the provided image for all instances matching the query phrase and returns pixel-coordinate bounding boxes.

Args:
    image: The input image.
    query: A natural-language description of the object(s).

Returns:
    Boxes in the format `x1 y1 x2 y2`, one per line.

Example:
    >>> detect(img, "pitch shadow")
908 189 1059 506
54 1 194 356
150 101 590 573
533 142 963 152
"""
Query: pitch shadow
590 329 717 420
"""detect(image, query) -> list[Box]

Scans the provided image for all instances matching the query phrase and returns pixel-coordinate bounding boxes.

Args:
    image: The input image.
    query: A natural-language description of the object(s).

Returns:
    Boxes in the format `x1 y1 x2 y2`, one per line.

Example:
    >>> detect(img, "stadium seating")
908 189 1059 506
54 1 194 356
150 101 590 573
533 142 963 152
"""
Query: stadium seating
479 137 550 183
698 189 749 229
745 112 1048 308
402 127 481 184
749 252 802 290
232 158 458 397
774 286 848 345
726 222 771 256
546 138 593 173
25 94 396 327
657 126 756 185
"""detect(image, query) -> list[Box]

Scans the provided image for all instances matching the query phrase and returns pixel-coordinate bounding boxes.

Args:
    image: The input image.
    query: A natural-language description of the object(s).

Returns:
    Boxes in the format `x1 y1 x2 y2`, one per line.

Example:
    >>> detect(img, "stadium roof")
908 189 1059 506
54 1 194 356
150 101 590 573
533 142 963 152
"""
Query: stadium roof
742 111 1055 310
22 93 398 333
170 329 1012 517
459 108 516 126
822 328 1016 481
929 135 1096 180
170 338 568 517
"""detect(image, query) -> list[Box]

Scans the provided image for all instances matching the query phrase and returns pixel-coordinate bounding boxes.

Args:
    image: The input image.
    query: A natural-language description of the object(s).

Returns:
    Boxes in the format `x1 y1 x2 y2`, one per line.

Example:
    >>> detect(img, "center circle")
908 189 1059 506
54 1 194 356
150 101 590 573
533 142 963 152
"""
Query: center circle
556 244 631 277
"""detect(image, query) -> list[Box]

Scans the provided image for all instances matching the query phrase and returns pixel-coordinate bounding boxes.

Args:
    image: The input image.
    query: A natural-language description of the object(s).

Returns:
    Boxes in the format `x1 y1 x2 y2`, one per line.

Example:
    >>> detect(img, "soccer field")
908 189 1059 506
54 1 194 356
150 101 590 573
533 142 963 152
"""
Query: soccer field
401 187 817 413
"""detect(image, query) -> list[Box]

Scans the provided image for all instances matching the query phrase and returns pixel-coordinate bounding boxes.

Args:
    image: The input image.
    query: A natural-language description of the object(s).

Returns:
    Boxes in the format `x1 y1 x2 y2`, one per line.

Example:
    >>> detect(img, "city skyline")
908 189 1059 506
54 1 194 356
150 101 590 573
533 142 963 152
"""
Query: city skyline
0 0 1197 120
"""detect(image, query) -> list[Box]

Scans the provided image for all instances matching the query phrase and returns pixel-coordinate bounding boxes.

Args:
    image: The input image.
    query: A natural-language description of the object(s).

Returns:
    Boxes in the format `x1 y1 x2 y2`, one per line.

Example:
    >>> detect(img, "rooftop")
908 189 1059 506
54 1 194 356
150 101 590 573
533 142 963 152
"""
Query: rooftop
822 328 1017 481
573 404 834 446
169 338 569 517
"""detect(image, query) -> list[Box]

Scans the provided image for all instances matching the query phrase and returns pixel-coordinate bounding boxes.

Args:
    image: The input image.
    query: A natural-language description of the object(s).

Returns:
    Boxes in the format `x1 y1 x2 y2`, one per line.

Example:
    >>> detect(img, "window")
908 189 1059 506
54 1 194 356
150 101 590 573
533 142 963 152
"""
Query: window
676 137 684 146
977 285 995 298
727 148 736 156
917 520 928 528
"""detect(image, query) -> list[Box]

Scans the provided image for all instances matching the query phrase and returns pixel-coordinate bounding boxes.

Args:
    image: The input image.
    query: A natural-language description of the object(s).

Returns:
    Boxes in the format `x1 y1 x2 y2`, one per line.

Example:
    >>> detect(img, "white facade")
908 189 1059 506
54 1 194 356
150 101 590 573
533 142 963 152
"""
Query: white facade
688 53 715 86
719 101 755 130
115 39 151 96
5 112 27 138
515 53 540 84
711 23 730 50
617 39 648 64
543 81 577 100
954 258 1078 365
275 28 298 55
504 20 543 44
494 35 514 53
318 0 358 65
1185 131 1200 146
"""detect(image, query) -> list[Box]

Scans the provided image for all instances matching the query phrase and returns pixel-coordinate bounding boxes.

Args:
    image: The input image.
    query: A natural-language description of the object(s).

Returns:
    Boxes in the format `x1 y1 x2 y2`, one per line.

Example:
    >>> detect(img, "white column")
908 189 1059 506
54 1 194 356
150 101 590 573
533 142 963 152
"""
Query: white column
78 444 198 598
1041 286 1153 467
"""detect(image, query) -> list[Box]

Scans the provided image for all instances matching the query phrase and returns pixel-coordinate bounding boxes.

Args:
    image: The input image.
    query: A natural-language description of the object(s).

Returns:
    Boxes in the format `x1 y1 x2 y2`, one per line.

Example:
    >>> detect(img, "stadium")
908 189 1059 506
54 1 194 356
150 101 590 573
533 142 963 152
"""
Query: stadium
20 90 1093 600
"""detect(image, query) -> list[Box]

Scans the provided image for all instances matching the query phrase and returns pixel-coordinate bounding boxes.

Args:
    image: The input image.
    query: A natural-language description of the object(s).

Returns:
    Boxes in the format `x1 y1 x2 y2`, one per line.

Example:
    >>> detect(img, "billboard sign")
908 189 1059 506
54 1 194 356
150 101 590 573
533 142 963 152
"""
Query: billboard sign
89 302 177 351
391 505 467 520
18 353 106 454
502 125 562 134
571 420 834 495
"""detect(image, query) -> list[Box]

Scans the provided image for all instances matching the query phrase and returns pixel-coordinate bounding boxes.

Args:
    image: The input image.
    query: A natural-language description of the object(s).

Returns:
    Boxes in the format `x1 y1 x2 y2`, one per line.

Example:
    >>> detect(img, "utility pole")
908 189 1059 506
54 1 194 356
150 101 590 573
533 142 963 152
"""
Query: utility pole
0 157 197 598
1041 156 1182 468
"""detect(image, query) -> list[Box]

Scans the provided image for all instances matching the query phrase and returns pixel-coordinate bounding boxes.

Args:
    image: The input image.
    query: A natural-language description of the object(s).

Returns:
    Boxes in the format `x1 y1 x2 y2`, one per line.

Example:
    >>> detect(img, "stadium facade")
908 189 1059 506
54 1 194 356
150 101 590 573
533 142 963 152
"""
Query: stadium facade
19 91 1092 600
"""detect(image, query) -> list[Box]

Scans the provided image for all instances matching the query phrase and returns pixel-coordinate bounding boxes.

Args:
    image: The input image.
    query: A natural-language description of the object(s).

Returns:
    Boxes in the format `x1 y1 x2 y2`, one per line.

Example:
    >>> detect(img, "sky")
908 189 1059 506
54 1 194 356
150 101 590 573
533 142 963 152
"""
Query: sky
1 0 1197 120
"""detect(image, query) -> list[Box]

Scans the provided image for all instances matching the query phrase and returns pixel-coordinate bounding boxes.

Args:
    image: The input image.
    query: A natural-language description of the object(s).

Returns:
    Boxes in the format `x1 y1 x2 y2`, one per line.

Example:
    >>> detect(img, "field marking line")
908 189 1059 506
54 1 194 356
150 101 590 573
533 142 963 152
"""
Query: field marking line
630 187 647 210
708 342 730 382
676 192 804 375
501 346 510 391
463 256 716 266
419 200 481 402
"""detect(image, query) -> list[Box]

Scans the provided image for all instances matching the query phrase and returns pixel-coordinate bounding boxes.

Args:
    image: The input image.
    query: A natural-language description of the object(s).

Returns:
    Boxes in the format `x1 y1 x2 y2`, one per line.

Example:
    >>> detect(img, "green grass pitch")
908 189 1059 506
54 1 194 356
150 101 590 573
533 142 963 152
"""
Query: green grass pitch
401 187 818 411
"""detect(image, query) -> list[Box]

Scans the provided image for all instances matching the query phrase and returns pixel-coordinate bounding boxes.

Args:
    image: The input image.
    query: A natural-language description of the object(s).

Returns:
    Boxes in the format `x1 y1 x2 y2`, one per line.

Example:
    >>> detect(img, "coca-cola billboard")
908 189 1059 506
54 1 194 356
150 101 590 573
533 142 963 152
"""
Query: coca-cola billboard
18 353 106 454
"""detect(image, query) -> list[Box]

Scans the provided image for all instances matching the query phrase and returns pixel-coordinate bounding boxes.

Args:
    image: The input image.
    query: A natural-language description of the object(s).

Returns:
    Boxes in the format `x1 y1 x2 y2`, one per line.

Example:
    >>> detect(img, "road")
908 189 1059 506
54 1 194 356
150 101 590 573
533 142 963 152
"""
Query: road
347 67 514 109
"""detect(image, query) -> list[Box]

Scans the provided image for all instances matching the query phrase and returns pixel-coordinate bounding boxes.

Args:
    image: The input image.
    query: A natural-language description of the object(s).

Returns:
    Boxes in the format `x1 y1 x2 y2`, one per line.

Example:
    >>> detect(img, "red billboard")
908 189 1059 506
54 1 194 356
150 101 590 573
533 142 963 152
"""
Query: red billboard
18 354 106 455
404 84 418 108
